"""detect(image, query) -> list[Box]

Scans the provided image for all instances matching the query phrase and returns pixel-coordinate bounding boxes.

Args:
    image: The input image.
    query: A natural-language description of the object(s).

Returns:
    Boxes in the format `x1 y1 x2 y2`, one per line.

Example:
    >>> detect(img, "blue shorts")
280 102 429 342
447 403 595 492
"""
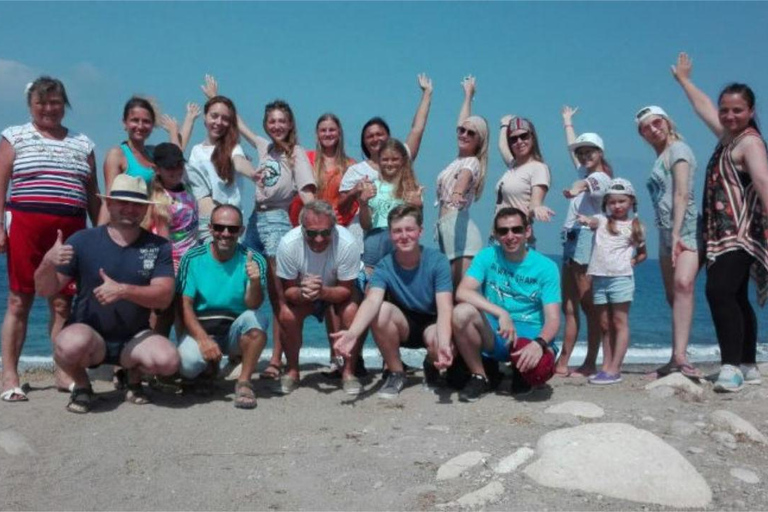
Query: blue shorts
592 275 634 305
363 227 393 267
562 227 593 266
481 314 542 362
245 208 291 258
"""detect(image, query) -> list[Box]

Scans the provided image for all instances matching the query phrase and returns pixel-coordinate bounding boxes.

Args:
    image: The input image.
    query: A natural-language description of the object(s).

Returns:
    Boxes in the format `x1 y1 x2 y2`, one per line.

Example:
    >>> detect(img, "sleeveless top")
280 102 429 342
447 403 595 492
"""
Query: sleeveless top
2 122 95 216
121 142 155 186
703 127 768 305
151 184 199 274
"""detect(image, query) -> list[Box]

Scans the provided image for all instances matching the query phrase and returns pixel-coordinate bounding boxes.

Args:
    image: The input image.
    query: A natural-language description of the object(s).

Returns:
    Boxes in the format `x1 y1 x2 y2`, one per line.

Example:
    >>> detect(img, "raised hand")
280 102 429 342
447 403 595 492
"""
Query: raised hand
561 105 579 124
158 114 179 134
417 73 433 94
671 52 692 82
404 186 425 206
359 177 376 203
186 102 201 119
500 114 513 128
201 74 219 99
44 230 74 266
93 268 124 306
461 75 476 98
245 251 260 282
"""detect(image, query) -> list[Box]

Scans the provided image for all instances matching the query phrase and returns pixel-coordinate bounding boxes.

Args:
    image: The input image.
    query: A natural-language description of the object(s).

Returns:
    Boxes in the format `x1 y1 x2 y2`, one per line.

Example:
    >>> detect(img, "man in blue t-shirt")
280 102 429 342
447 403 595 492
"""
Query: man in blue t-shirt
34 174 179 414
332 204 455 399
176 204 269 410
453 207 561 402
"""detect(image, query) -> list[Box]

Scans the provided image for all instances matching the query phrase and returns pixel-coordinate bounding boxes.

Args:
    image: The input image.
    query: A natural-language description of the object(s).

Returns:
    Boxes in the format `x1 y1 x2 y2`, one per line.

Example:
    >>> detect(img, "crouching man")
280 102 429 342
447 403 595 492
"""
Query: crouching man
453 207 561 402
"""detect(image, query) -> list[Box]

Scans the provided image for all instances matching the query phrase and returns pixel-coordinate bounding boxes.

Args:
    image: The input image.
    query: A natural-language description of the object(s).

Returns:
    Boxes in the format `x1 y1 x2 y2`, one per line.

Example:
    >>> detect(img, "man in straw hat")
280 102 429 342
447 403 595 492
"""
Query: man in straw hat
35 174 179 413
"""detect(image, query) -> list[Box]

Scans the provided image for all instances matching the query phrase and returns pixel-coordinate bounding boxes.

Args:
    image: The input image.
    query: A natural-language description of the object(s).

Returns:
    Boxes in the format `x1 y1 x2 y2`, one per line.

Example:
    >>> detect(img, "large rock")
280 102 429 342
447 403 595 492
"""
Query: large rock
455 481 505 508
644 373 703 396
524 423 711 508
494 447 535 474
710 410 767 444
0 430 36 456
436 451 489 481
545 401 604 418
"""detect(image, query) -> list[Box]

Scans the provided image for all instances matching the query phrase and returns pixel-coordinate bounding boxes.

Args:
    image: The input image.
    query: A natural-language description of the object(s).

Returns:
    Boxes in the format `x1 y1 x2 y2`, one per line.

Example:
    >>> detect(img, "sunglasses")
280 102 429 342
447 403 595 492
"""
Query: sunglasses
640 118 666 132
304 228 333 239
495 226 526 236
508 132 531 144
456 126 478 138
211 224 241 234
575 147 598 158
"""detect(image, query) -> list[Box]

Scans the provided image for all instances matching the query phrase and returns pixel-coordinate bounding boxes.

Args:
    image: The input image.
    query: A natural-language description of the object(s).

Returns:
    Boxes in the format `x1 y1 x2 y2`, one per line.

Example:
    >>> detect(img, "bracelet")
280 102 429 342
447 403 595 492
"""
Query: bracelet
533 336 551 351
564 124 573 127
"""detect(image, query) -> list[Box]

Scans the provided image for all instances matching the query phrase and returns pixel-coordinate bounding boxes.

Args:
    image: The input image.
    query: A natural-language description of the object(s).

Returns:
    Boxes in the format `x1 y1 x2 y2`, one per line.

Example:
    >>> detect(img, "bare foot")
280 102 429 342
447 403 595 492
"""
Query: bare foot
570 366 596 378
554 366 571 377
643 361 677 381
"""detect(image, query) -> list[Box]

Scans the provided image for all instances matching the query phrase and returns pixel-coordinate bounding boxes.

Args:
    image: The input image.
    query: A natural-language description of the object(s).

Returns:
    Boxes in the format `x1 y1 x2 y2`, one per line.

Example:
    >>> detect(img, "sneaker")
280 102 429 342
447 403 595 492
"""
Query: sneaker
354 356 369 378
459 374 489 402
742 365 762 385
378 372 406 399
588 371 623 385
422 358 441 389
714 364 744 392
342 376 362 396
279 375 299 395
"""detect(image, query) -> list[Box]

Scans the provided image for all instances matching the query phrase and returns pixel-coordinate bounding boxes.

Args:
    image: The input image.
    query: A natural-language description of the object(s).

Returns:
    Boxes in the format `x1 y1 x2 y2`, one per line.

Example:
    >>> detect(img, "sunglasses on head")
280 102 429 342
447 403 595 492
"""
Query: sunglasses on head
635 107 653 120
495 225 526 236
304 228 333 239
456 126 477 138
508 132 531 144
211 224 241 234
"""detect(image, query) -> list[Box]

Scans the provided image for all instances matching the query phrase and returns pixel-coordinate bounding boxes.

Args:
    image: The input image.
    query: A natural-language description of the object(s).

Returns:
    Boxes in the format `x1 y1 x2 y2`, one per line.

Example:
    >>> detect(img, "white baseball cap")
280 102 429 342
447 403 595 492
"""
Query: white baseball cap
606 177 636 198
635 105 669 125
568 132 604 152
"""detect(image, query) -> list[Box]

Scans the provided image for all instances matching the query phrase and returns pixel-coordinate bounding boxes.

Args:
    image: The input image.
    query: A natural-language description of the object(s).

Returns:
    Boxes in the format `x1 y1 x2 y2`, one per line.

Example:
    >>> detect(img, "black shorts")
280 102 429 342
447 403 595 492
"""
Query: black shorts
400 307 438 349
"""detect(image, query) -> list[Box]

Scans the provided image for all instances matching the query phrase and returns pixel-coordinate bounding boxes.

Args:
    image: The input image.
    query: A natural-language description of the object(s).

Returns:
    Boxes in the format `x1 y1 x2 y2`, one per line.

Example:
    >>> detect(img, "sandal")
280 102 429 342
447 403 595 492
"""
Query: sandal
125 383 152 405
678 363 704 380
259 363 282 381
113 368 128 390
67 386 94 414
234 381 257 409
1 387 29 403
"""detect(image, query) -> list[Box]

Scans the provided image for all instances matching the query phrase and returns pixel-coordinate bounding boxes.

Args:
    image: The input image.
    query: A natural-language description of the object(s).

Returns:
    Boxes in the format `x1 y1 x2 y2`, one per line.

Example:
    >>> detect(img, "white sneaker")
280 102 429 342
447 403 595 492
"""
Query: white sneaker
713 364 744 393
742 365 762 385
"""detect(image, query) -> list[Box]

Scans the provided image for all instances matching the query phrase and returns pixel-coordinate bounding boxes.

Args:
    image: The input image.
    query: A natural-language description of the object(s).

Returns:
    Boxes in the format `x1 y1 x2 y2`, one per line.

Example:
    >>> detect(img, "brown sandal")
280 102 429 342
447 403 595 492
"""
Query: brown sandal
234 381 257 409
259 363 282 380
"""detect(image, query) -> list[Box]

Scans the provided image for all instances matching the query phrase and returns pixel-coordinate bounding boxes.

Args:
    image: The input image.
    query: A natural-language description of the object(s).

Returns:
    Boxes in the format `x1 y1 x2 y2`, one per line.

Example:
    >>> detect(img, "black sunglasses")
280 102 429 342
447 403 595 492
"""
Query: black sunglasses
304 228 333 239
456 126 477 138
211 224 241 234
508 132 531 144
495 226 526 236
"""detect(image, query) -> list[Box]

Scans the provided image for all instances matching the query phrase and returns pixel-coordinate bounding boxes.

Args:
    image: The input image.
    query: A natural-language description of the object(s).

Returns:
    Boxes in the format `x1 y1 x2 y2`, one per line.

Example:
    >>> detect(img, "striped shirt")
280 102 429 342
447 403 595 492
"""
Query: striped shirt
2 123 95 216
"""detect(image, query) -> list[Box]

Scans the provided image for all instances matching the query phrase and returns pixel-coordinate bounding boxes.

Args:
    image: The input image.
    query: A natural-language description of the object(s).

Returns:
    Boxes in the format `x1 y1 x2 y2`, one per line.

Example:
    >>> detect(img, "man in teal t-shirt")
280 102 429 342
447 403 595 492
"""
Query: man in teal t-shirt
176 205 269 409
453 207 561 402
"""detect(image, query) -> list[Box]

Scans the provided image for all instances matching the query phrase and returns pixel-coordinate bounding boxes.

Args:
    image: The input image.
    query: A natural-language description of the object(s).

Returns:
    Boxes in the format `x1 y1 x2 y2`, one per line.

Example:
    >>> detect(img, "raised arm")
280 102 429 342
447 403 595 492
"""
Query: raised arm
457 75 475 125
404 73 433 161
671 52 723 138
498 115 514 167
158 114 181 148
178 102 201 152
561 106 580 168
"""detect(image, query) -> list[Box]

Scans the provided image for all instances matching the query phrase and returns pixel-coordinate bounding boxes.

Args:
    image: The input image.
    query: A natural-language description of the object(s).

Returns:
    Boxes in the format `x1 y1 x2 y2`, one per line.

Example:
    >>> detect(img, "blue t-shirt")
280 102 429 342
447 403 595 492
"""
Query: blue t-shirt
177 242 268 316
369 246 452 315
59 226 174 343
466 247 560 331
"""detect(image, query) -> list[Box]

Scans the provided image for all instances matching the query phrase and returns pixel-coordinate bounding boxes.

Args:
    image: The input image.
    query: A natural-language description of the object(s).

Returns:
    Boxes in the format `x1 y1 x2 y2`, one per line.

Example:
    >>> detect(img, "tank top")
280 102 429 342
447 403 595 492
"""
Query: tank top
121 142 155 186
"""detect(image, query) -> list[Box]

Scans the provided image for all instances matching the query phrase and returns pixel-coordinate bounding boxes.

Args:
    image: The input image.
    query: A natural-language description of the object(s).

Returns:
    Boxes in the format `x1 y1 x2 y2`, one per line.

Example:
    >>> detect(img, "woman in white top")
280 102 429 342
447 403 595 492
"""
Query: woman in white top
555 106 613 378
338 74 434 254
435 76 488 287
495 115 554 245
186 95 258 242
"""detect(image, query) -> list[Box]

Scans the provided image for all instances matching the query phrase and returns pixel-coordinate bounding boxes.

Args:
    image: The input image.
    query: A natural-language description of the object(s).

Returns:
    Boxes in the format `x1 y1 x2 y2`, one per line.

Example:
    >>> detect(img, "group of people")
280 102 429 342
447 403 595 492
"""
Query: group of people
2 52 767 413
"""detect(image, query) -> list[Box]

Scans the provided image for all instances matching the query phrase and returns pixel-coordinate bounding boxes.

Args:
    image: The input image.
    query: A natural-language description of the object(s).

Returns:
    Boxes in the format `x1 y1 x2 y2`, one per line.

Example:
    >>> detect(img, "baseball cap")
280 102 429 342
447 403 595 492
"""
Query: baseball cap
568 132 604 152
635 105 669 125
509 337 555 387
606 177 636 198
153 142 186 169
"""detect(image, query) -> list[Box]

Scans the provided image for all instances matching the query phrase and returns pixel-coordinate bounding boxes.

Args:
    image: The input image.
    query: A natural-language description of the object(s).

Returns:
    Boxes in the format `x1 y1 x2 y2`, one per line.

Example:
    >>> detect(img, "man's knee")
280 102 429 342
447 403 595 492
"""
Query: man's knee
54 324 99 364
151 340 180 376
239 328 267 350
452 303 480 330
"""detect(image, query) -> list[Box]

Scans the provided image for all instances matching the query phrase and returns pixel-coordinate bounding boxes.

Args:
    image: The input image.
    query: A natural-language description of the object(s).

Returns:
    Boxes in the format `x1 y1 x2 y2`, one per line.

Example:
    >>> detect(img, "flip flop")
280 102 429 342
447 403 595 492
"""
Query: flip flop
1 387 29 402
259 363 282 381
677 363 704 380
644 363 679 380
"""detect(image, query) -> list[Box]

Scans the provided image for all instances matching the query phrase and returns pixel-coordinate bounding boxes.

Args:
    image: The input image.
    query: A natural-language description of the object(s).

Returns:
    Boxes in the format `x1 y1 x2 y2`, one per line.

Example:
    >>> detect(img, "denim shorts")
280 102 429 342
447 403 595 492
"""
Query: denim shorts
437 209 483 261
245 208 291 257
561 227 594 266
592 275 634 305
363 227 393 267
658 224 702 259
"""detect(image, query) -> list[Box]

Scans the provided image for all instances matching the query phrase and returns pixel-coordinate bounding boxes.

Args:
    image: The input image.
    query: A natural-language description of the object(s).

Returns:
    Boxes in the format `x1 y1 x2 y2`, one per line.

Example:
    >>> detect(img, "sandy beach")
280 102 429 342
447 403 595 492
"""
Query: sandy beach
1 362 767 511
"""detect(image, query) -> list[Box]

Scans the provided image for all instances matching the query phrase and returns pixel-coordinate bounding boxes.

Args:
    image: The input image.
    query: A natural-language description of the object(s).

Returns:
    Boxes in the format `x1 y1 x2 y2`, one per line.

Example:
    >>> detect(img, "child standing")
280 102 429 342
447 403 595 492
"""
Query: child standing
578 178 647 384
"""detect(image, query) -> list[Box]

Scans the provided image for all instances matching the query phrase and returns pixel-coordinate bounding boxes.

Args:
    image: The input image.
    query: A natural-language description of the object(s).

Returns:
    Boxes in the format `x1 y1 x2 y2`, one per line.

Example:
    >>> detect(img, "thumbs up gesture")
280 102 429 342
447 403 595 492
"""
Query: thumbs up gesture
245 251 260 282
43 229 74 266
93 268 125 305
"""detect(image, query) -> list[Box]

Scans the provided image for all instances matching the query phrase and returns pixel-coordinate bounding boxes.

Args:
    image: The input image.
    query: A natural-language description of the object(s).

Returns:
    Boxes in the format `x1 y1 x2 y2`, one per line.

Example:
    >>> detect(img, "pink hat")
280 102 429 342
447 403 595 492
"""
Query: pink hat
510 337 555 386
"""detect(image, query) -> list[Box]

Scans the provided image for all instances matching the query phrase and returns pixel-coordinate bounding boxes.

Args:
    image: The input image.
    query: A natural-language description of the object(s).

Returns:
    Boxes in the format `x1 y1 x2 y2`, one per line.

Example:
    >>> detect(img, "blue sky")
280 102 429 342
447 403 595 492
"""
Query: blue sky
2 2 768 257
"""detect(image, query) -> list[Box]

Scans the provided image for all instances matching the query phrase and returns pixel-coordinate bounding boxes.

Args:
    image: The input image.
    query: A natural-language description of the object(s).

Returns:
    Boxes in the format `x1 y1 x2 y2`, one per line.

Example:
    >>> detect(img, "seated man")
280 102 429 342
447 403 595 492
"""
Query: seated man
453 207 561 402
332 204 454 399
276 200 362 395
176 204 269 409
34 175 180 414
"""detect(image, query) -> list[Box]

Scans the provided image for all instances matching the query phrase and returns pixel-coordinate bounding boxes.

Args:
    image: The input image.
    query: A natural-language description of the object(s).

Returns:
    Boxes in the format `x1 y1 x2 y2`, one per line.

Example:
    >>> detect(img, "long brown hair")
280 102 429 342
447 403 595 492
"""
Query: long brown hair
377 138 420 201
263 100 298 165
314 113 350 193
204 96 239 185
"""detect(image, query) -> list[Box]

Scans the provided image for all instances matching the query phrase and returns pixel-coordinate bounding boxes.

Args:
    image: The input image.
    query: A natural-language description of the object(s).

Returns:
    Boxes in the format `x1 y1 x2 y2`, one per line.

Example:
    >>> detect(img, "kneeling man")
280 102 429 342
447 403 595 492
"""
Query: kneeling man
453 207 561 402
35 175 180 413
333 204 454 399
177 204 269 409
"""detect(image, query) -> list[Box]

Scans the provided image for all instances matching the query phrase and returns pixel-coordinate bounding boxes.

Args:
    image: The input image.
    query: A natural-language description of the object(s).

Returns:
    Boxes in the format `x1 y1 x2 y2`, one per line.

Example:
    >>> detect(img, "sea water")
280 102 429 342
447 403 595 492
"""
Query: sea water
2 256 766 372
